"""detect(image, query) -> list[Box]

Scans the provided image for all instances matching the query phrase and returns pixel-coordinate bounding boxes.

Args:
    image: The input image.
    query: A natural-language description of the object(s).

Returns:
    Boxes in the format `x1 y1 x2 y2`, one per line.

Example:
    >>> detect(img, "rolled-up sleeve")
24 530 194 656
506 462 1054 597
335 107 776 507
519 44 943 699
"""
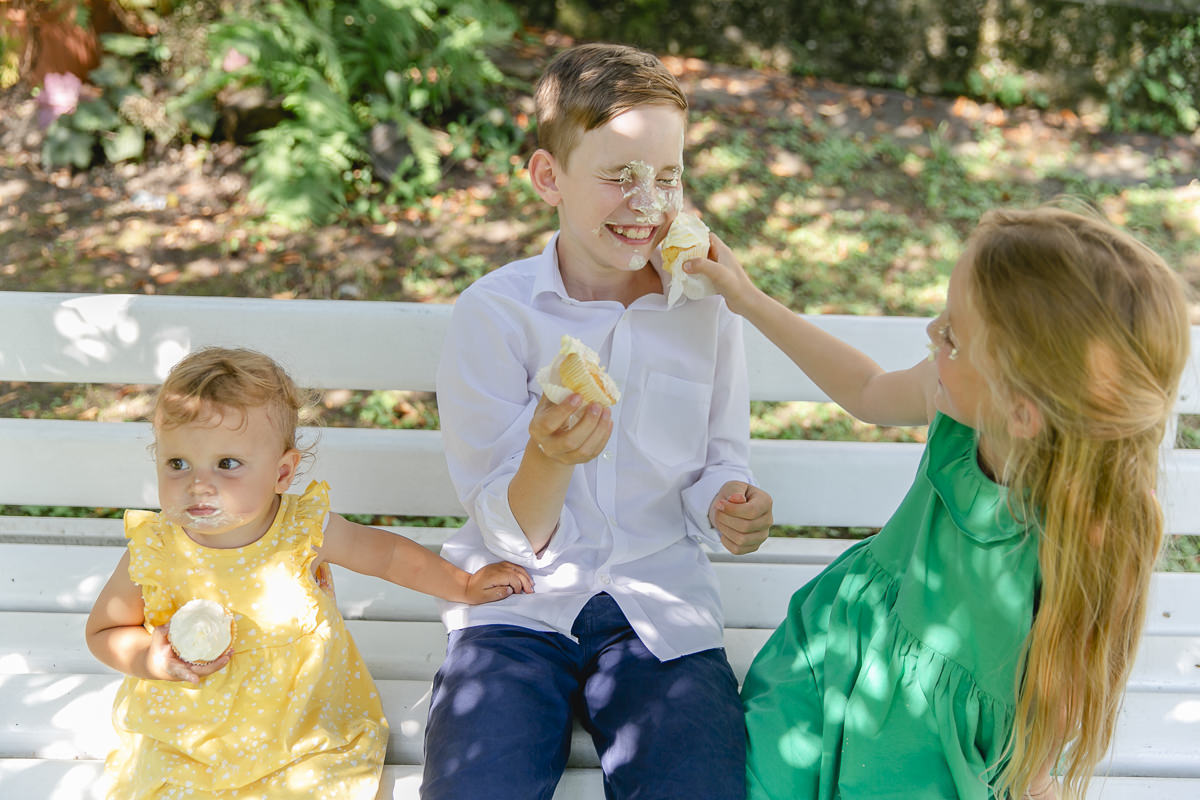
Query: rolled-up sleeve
681 305 755 549
436 290 581 567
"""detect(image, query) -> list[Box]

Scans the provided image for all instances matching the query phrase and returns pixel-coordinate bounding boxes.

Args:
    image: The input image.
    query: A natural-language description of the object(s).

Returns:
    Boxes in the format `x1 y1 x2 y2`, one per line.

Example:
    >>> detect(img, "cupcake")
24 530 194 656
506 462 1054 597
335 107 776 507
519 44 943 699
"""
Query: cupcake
536 335 621 408
168 599 234 665
660 211 716 307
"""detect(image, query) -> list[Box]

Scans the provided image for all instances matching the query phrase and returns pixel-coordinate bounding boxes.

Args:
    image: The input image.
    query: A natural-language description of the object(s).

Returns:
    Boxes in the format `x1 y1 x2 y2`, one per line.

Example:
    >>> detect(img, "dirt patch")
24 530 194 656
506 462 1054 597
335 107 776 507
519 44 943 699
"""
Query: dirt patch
2 51 1198 302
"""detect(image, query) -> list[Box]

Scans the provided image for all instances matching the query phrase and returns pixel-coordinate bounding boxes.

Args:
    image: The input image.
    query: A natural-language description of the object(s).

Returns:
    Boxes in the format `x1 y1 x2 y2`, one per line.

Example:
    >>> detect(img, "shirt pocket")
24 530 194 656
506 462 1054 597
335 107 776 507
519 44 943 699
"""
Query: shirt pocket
634 372 711 469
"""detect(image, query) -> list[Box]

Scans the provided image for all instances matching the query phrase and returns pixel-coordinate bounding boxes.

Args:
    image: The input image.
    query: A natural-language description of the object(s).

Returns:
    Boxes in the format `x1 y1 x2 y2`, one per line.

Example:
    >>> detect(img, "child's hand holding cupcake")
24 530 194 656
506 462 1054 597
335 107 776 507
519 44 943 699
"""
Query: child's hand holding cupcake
149 599 235 683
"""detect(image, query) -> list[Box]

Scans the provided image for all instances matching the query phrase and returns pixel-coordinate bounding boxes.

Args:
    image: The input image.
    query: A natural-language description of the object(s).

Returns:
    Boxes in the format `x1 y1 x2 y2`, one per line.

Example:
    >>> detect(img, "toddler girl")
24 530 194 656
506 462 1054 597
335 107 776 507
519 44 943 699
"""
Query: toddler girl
687 206 1190 799
86 346 532 799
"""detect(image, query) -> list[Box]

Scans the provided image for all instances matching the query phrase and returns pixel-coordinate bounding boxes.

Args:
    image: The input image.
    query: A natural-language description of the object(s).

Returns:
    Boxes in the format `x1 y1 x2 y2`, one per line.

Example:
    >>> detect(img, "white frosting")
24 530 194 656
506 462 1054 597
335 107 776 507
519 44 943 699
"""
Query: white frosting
169 598 233 663
622 159 681 221
661 211 715 308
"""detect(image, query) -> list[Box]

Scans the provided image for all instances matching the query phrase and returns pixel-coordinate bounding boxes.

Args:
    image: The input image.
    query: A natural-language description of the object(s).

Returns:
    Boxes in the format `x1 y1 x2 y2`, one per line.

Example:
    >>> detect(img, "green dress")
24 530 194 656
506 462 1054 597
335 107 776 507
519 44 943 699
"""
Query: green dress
742 414 1039 799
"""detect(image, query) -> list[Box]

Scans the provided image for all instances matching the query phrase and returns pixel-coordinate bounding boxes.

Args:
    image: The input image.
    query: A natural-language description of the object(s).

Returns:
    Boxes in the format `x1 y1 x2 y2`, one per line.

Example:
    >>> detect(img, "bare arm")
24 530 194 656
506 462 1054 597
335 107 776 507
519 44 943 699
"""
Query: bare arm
85 551 229 683
686 234 935 426
508 393 612 553
318 513 533 603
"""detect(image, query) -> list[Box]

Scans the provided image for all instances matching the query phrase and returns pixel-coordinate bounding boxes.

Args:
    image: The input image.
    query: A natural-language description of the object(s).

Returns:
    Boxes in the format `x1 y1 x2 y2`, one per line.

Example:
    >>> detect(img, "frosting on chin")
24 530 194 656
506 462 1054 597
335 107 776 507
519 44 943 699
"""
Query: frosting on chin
169 598 233 664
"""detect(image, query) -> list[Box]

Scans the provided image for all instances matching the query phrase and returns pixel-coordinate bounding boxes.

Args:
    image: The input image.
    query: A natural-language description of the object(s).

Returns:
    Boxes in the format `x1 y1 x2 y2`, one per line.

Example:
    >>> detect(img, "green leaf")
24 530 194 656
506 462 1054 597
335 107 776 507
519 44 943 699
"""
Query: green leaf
181 101 218 139
89 56 133 89
99 33 152 58
71 99 121 132
42 124 94 169
1144 79 1167 103
103 125 145 163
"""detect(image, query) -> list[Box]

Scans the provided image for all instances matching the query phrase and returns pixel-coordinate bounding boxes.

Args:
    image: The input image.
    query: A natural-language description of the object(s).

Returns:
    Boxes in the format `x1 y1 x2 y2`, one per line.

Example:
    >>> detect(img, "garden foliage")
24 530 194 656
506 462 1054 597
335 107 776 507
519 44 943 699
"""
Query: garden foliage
184 0 522 226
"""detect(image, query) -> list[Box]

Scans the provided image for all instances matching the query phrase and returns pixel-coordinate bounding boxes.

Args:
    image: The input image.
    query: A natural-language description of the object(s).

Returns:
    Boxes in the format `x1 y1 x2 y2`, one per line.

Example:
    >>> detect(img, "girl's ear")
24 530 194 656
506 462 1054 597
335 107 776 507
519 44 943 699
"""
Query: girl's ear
1007 396 1043 439
528 148 562 206
276 449 302 493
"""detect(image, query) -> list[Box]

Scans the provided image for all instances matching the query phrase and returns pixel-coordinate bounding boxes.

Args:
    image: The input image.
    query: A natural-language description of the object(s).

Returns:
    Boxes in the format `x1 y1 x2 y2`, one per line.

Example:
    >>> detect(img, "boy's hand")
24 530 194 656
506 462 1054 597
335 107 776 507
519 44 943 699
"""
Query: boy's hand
683 233 761 317
465 561 535 604
529 393 613 465
151 625 232 684
710 481 773 555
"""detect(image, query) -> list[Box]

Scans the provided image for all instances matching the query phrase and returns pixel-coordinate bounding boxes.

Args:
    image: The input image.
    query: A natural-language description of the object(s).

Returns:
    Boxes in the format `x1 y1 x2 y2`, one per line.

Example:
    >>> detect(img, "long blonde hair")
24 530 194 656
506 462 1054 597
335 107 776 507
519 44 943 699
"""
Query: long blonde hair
965 206 1190 798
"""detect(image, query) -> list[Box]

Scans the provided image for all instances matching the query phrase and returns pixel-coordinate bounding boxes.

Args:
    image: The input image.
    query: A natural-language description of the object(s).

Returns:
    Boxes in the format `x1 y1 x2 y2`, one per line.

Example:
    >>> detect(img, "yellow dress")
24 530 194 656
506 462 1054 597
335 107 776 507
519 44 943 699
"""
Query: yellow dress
104 481 388 799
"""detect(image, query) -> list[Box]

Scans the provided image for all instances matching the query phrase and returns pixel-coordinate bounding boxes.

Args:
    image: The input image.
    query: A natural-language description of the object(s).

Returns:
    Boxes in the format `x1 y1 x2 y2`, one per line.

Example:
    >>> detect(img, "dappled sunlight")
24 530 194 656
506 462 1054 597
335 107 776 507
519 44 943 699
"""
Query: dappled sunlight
0 759 108 800
0 653 32 673
0 673 120 759
1167 699 1200 724
58 572 109 611
53 294 141 365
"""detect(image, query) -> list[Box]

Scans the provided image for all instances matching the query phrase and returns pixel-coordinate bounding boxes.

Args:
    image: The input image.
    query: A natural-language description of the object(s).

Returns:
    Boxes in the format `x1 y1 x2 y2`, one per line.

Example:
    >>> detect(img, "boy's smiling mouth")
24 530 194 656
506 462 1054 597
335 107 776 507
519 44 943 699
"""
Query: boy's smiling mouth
607 223 656 243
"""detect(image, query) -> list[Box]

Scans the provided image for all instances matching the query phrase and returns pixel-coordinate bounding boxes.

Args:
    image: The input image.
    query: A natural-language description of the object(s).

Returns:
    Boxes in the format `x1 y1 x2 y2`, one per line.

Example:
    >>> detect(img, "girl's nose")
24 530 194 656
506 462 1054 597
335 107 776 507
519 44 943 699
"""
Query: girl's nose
189 474 215 493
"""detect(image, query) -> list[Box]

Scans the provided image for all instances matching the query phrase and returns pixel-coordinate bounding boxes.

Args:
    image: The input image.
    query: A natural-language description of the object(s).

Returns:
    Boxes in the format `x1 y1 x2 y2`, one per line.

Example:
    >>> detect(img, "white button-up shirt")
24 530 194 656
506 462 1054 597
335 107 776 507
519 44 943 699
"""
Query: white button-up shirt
435 235 754 660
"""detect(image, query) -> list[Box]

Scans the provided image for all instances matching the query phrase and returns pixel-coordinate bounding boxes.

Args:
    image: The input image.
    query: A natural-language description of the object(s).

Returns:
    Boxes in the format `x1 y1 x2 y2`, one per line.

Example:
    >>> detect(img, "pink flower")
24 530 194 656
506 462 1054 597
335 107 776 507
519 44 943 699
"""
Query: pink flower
222 48 250 72
37 72 83 129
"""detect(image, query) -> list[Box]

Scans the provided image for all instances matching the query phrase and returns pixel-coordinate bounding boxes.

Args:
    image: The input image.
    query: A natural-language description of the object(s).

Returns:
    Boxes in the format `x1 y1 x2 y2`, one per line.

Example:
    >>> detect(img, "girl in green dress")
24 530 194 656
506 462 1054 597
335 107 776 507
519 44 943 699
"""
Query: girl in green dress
686 206 1190 799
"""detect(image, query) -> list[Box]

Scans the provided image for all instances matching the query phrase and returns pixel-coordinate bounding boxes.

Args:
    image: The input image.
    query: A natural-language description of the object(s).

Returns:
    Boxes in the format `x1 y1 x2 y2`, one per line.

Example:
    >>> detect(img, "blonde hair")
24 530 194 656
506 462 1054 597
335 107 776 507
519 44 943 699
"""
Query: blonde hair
534 42 687 169
154 346 308 453
966 206 1190 798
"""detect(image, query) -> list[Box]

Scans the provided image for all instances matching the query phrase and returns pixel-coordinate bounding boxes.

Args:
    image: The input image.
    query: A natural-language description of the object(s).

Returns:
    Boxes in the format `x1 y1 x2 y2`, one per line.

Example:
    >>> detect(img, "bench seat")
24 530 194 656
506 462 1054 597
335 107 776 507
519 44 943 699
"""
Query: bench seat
1 291 1197 797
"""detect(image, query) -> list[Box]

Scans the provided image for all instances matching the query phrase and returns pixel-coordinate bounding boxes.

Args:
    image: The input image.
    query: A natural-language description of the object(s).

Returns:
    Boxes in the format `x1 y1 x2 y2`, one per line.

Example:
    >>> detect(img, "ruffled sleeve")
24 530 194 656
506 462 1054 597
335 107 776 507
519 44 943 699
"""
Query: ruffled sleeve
290 480 331 573
123 509 174 629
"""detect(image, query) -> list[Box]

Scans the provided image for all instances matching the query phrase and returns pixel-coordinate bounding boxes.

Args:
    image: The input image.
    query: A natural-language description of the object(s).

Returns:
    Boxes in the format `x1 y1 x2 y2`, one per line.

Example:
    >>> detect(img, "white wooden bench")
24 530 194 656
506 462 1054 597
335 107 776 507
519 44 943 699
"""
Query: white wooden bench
1 290 1197 799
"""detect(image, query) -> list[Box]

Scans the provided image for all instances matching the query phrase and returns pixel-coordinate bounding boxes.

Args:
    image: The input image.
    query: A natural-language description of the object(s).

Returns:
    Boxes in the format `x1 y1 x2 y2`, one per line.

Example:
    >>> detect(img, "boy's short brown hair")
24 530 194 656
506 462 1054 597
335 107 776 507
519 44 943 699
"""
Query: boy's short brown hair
534 43 687 169
154 346 305 451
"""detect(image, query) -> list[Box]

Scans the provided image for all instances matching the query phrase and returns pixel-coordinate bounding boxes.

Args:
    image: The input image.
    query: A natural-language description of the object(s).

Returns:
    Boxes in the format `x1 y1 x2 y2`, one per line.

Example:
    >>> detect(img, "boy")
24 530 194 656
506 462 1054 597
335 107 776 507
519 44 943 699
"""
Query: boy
424 43 773 799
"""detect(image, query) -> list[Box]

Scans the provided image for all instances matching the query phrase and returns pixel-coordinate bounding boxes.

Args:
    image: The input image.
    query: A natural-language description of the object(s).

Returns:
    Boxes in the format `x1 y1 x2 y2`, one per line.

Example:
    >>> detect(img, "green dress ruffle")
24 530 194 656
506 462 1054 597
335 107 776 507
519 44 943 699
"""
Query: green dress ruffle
742 414 1039 799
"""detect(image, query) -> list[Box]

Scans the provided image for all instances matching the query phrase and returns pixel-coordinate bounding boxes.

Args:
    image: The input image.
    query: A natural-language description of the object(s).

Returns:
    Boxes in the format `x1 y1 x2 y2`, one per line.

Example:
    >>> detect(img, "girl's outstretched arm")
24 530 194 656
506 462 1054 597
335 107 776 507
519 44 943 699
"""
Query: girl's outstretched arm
85 551 230 683
318 514 534 604
686 234 935 426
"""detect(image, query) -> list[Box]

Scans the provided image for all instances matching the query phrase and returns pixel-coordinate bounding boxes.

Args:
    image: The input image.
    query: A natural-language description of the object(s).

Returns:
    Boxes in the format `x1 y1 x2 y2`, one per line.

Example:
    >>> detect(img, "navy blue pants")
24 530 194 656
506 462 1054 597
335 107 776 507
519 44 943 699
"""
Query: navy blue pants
421 593 746 800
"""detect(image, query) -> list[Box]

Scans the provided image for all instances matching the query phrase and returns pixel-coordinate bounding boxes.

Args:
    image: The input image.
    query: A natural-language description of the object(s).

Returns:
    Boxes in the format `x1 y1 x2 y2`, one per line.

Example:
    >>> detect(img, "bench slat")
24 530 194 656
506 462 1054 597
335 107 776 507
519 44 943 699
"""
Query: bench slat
5 543 1200 634
6 291 1200 413
1 761 1196 800
5 612 1197 697
4 419 1200 532
3 673 1196 776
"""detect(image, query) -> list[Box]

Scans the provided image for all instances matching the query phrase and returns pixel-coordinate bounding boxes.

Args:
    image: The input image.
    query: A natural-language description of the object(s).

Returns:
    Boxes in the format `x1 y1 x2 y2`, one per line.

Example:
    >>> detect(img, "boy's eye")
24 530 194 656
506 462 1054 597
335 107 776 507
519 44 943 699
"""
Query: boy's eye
166 458 187 471
217 457 243 470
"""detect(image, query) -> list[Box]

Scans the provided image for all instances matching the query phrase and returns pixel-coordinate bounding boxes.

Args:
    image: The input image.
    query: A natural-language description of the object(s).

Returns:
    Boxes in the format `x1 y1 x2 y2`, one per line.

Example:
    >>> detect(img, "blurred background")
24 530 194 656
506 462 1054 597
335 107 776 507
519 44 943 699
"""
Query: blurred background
2 0 1198 565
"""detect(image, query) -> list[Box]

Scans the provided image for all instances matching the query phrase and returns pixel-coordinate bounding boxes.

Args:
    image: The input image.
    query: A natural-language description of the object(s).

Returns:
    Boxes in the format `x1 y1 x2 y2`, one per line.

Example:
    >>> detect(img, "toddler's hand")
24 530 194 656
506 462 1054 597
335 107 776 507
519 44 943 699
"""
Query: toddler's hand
529 393 612 466
710 481 773 556
683 233 760 317
150 624 231 684
466 561 534 604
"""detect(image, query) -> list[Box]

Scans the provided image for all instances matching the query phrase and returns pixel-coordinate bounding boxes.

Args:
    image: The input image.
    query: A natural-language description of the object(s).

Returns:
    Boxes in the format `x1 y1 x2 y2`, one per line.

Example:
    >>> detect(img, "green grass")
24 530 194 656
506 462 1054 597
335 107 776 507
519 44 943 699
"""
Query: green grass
5 66 1200 569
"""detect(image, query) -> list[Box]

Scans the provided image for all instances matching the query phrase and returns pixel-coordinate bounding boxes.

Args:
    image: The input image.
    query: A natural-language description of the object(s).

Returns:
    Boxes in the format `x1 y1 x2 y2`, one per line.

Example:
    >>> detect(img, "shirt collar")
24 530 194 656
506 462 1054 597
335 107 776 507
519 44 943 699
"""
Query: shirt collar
531 231 672 307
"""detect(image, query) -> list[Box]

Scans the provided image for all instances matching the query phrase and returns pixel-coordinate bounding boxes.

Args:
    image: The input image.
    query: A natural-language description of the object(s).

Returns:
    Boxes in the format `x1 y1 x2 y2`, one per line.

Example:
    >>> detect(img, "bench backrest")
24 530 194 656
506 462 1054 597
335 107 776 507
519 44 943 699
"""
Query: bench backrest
2 290 1199 535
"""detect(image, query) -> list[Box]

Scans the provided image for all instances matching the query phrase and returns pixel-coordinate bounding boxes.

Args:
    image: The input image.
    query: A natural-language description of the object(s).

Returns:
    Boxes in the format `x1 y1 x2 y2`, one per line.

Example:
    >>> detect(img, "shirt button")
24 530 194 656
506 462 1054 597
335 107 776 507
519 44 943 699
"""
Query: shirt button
602 451 612 460
598 574 611 585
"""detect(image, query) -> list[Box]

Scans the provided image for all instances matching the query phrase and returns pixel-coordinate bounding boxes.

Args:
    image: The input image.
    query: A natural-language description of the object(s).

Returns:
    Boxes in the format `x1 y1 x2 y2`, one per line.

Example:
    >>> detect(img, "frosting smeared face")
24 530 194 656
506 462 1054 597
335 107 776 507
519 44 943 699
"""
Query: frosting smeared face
543 104 687 278
154 404 295 548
